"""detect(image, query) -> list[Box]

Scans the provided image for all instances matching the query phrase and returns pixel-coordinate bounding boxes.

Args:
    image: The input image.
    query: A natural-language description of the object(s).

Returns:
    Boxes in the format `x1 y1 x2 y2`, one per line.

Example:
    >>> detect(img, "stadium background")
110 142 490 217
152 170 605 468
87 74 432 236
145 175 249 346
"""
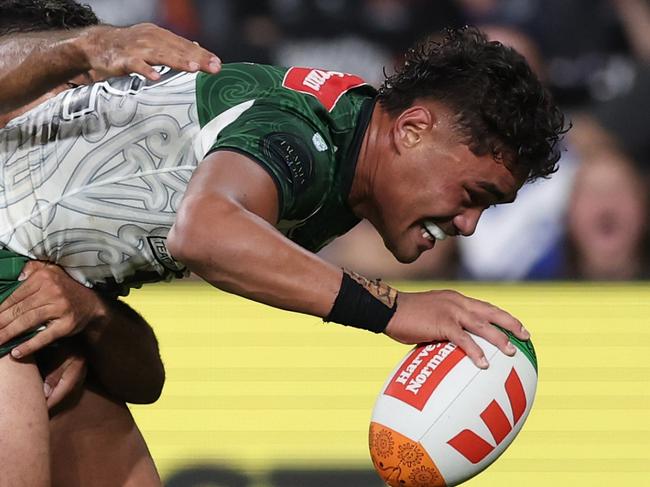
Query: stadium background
125 282 650 486
78 0 649 485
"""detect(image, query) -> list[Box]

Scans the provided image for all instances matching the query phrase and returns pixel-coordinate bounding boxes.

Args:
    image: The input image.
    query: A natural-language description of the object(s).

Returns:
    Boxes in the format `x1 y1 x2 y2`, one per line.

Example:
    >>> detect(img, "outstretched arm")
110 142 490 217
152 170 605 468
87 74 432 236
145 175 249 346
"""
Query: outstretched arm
0 23 221 115
168 151 530 368
168 151 342 318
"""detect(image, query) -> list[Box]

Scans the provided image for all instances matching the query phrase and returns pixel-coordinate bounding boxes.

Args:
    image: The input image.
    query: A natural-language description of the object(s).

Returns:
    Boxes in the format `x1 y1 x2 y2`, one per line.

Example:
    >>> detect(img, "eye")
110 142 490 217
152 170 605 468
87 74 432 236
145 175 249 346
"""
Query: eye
66 82 80 89
466 189 492 209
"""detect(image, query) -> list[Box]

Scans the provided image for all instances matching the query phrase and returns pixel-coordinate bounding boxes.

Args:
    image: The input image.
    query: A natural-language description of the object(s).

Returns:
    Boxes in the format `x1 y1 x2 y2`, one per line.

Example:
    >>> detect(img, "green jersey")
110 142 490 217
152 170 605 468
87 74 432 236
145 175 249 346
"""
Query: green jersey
195 64 376 252
0 64 376 293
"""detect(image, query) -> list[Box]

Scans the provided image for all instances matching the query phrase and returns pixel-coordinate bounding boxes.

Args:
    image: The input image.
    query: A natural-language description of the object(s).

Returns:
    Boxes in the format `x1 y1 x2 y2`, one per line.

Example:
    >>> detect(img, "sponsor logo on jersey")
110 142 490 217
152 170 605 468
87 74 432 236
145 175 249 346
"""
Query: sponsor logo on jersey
384 342 465 410
447 367 528 464
282 67 367 111
260 133 314 196
147 236 187 275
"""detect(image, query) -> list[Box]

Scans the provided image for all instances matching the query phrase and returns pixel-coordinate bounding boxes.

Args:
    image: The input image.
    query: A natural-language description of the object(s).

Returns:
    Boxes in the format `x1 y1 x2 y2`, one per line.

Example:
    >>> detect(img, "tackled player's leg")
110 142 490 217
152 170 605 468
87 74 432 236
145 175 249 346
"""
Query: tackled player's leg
49 382 161 487
0 355 50 486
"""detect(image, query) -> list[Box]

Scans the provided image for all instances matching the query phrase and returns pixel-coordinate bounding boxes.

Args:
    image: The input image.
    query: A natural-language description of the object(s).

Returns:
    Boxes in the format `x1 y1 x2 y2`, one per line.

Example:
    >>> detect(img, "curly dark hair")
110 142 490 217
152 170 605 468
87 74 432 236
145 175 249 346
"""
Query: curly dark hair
378 27 569 183
0 0 98 36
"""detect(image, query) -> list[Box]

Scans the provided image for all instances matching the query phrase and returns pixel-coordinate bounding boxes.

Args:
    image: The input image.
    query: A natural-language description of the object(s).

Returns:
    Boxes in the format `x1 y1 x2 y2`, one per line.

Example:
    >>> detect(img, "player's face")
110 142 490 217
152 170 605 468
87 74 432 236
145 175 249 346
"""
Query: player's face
370 131 524 264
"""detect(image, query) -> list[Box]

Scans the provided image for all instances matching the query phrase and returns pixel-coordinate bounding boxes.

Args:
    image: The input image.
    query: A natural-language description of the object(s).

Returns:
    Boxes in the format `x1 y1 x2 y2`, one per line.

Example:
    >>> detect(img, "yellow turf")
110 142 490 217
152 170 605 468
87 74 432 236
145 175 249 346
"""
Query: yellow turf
127 281 650 485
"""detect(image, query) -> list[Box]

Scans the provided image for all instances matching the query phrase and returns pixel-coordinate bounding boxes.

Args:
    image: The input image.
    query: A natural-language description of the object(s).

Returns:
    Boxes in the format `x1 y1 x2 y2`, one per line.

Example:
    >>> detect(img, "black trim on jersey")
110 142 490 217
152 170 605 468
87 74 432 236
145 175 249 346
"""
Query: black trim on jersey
208 146 286 216
340 97 376 206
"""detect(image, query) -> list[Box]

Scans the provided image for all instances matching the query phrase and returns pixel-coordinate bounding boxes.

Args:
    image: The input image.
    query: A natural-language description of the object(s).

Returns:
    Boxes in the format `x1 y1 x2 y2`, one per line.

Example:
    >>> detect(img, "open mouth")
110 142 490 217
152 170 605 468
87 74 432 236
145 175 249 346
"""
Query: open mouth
421 220 448 241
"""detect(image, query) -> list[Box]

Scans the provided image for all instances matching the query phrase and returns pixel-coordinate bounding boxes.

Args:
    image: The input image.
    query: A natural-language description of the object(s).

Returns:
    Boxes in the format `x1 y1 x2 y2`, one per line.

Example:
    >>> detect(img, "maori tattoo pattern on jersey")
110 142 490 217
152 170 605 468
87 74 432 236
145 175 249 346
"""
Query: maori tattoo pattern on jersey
345 269 397 309
0 70 199 292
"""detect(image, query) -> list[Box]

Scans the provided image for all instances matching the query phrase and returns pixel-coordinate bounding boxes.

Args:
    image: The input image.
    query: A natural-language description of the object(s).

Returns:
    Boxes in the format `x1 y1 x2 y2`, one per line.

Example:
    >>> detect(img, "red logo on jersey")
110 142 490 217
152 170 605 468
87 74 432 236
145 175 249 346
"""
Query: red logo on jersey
447 368 528 464
383 342 466 411
282 67 367 111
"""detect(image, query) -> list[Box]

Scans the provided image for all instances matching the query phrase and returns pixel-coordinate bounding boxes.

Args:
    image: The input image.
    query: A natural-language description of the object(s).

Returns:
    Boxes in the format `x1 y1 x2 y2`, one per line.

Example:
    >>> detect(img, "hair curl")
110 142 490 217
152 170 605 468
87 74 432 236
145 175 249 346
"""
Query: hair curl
0 0 98 36
378 26 569 183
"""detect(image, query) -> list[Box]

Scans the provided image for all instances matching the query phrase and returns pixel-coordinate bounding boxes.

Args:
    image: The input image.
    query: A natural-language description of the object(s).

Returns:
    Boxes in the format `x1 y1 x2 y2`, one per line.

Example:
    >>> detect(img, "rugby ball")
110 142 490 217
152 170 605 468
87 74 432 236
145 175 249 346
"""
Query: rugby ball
369 330 537 486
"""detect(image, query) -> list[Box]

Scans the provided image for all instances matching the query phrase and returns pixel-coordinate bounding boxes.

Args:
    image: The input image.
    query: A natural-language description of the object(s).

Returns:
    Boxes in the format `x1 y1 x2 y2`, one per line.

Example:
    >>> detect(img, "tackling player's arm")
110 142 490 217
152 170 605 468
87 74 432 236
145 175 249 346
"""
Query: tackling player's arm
0 262 164 405
168 151 529 368
0 23 221 115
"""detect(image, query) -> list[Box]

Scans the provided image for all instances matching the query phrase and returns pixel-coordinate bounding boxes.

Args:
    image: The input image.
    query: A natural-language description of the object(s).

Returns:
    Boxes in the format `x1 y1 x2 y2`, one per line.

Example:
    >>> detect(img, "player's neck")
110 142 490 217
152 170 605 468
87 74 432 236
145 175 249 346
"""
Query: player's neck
348 103 392 219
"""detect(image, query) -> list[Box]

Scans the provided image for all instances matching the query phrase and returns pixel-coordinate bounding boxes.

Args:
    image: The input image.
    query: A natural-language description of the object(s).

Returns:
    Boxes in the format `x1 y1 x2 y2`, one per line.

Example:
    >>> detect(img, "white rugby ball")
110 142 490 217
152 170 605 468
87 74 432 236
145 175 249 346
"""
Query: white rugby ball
369 331 537 486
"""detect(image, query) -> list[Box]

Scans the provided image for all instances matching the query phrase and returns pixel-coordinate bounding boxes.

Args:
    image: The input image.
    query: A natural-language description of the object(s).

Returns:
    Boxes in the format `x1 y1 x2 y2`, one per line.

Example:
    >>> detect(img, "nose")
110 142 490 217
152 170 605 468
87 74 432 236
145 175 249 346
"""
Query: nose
453 207 484 236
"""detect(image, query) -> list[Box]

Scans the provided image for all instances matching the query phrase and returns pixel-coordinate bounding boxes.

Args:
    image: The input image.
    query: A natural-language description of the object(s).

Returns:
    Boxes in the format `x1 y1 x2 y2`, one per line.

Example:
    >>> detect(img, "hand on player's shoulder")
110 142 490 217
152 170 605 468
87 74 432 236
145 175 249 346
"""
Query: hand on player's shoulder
74 22 221 82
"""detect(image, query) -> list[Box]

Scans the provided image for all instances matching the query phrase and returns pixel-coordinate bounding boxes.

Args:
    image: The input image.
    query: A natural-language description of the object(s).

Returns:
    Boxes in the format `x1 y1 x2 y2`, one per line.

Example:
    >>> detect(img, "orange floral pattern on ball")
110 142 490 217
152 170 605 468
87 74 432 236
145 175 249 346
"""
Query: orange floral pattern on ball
370 426 395 458
369 422 446 487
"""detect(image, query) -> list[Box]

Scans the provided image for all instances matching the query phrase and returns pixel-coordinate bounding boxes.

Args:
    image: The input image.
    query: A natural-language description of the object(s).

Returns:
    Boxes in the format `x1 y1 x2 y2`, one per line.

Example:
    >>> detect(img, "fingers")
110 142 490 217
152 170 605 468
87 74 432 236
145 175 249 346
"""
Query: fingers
0 304 50 348
153 28 221 73
124 58 161 81
477 300 530 340
0 272 40 316
126 24 221 75
449 330 490 369
390 291 532 370
463 318 516 358
11 324 61 359
0 275 58 347
45 355 87 409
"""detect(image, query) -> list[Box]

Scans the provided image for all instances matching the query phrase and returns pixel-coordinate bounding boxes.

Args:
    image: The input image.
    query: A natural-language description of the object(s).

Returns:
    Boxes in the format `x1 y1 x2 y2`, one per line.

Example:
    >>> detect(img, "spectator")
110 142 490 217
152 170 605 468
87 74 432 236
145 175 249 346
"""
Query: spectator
455 0 640 107
564 140 649 280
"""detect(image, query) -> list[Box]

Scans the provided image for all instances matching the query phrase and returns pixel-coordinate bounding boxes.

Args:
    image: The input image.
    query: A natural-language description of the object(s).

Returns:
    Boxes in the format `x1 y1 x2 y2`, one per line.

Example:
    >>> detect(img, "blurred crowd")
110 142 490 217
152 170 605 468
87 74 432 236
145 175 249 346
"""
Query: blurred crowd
85 0 650 281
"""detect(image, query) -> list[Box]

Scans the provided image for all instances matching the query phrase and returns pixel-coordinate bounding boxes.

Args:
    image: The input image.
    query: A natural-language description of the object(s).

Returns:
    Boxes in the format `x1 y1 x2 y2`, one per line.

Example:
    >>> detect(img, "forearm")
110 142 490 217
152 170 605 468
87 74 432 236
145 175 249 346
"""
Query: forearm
0 31 88 113
83 297 165 404
169 197 343 318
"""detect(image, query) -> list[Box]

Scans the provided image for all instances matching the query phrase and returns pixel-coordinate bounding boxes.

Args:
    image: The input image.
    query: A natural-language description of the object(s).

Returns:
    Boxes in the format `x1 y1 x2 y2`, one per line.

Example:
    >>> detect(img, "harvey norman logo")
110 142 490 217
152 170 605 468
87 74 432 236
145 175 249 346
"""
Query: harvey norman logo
384 342 465 410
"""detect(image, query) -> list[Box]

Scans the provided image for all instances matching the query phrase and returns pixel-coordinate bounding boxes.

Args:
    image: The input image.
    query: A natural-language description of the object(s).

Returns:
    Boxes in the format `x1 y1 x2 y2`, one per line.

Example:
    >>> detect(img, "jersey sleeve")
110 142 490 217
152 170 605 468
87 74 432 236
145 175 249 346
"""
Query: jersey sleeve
202 103 333 221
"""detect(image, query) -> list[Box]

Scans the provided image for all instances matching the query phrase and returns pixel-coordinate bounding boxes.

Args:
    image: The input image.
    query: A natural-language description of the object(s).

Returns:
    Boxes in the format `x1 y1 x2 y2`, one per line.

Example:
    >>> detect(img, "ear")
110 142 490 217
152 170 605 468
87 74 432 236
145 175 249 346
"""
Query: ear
392 105 434 150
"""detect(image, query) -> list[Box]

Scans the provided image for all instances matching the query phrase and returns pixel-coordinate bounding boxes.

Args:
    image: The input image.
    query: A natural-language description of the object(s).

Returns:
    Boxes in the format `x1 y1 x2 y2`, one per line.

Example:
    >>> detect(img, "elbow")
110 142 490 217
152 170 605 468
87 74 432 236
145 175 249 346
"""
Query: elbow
168 194 239 268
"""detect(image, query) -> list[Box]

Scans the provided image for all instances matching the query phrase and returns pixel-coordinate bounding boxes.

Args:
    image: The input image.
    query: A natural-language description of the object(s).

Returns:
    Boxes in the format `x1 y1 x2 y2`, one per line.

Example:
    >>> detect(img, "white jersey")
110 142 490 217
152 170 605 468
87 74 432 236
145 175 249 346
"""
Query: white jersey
0 69 200 294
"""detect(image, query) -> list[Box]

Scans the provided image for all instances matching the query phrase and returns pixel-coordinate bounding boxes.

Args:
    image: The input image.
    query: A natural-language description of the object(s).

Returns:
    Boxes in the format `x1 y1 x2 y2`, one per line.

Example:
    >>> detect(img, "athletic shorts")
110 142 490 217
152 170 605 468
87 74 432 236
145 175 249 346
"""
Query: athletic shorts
0 249 45 358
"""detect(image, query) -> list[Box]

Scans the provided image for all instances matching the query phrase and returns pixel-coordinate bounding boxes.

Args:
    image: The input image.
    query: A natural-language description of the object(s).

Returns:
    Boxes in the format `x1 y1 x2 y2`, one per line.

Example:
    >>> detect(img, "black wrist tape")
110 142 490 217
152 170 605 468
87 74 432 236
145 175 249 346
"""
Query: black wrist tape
324 272 397 333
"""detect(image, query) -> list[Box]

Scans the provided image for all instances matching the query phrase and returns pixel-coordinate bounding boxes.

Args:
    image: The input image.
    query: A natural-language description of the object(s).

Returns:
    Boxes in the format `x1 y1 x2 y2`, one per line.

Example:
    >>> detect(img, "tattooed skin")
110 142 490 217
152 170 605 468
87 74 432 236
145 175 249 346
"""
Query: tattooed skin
345 269 398 308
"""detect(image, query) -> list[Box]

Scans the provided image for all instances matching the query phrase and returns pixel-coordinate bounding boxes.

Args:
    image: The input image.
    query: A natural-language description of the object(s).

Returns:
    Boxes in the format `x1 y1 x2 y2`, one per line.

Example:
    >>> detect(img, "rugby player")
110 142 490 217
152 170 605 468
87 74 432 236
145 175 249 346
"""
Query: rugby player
0 3 565 485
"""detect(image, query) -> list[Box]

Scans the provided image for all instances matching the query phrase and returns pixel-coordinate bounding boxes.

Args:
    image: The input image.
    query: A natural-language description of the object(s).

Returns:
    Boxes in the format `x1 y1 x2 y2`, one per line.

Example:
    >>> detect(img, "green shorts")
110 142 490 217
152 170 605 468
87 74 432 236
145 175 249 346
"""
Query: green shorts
0 249 45 358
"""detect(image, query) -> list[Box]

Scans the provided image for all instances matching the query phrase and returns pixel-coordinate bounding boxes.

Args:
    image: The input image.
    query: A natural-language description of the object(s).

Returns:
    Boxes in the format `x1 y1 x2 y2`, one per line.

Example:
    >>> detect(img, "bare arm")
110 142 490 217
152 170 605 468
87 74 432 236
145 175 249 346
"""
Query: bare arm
0 30 82 113
0 23 221 115
167 151 342 317
168 151 530 368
